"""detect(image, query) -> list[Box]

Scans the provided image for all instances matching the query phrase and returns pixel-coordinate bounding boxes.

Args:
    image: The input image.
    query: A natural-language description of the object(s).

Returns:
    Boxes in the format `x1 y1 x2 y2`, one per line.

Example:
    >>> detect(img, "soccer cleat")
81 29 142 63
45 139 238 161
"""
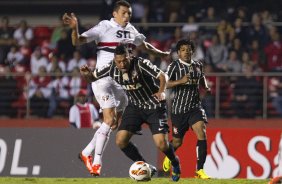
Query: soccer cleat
162 156 171 172
171 157 181 182
78 153 94 175
148 164 157 177
92 164 102 176
195 169 211 179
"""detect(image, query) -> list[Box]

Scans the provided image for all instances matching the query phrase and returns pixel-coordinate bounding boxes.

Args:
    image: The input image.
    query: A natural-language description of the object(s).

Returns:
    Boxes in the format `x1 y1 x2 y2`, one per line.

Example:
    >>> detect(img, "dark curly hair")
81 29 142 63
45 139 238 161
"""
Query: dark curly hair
176 39 195 52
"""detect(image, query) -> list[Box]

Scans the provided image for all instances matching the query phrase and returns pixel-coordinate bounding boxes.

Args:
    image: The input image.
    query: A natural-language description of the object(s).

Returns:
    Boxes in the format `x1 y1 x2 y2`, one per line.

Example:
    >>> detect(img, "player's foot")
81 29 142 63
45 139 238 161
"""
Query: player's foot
148 164 157 177
171 157 181 182
195 169 211 179
162 156 171 172
92 164 102 176
78 152 94 175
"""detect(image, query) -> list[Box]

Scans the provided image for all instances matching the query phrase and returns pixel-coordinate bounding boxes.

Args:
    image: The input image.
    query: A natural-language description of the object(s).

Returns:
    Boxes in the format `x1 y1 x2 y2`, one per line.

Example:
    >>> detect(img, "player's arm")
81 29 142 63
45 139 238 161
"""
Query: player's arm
62 13 87 46
200 76 211 93
166 64 189 88
157 72 168 94
167 75 190 88
139 41 170 58
153 72 168 101
80 65 96 83
80 64 111 83
199 63 211 93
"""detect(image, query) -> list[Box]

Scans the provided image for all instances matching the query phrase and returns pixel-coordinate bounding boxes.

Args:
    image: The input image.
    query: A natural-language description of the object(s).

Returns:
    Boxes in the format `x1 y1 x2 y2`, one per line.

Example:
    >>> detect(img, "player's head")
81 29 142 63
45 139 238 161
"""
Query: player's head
113 0 132 27
176 39 195 62
114 44 130 73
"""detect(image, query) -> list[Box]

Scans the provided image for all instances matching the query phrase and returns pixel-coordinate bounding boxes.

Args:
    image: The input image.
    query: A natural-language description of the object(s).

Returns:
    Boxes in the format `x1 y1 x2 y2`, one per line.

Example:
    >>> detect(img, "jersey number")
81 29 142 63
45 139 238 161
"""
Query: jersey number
116 30 131 38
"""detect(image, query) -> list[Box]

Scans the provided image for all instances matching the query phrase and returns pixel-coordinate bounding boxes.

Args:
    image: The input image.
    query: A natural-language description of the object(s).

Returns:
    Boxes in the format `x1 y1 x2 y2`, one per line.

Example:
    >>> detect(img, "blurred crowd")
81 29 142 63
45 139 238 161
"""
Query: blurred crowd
0 0 282 119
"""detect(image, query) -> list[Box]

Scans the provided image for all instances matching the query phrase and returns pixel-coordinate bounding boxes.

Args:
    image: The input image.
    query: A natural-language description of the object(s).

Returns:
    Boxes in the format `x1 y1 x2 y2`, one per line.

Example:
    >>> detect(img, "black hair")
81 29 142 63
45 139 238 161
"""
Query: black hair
114 44 129 55
176 39 195 52
113 0 131 12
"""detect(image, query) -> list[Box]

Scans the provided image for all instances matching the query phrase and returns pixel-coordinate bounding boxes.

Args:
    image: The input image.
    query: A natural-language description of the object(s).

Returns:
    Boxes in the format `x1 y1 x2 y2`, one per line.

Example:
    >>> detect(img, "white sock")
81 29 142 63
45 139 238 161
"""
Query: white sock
82 132 97 156
93 123 111 165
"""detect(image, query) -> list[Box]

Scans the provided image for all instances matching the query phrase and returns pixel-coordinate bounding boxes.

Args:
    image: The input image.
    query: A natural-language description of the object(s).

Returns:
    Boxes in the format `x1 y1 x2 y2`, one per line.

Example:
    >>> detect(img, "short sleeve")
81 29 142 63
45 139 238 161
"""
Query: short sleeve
133 34 146 46
138 58 162 78
81 20 107 43
166 62 176 80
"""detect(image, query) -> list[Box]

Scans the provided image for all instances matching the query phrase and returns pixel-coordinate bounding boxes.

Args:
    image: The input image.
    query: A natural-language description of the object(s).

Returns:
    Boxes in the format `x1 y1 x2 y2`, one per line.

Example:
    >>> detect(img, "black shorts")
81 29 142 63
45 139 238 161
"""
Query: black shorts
118 105 169 135
171 107 208 138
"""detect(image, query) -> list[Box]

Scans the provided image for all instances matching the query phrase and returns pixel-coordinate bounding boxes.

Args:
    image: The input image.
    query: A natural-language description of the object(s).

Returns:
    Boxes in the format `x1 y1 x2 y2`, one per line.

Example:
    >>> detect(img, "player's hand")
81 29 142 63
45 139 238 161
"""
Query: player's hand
62 13 78 29
80 65 92 77
205 87 211 95
80 65 96 83
180 75 190 84
152 91 166 101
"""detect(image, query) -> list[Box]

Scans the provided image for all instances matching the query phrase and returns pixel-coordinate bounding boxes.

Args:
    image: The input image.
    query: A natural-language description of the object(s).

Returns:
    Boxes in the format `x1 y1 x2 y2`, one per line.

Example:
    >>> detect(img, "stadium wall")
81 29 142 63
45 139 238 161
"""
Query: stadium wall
173 128 281 179
0 119 281 178
0 128 158 177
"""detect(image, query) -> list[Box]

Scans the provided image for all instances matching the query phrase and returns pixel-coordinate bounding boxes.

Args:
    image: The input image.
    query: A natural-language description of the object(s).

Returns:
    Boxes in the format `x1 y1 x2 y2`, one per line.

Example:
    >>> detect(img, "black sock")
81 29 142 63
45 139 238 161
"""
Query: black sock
163 143 179 167
196 140 207 170
121 142 145 162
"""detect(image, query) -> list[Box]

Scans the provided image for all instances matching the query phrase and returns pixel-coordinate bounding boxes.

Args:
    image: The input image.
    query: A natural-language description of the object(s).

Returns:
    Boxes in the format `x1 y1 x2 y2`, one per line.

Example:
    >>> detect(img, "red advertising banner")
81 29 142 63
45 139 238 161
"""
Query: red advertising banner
176 128 282 179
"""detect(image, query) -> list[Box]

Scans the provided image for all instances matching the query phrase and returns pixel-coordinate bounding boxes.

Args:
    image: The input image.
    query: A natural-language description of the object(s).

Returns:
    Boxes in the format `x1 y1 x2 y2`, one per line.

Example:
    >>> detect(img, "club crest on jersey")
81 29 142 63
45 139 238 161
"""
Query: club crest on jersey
102 95 109 101
123 73 129 81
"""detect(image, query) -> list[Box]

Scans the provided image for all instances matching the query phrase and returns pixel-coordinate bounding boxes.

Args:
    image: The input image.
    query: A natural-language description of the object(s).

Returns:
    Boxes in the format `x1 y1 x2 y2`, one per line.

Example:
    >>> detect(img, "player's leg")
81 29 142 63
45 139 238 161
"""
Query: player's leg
116 130 146 161
79 78 119 176
116 105 145 161
91 78 126 175
163 113 188 173
92 107 116 167
163 136 183 173
191 108 210 179
147 107 181 181
152 134 181 181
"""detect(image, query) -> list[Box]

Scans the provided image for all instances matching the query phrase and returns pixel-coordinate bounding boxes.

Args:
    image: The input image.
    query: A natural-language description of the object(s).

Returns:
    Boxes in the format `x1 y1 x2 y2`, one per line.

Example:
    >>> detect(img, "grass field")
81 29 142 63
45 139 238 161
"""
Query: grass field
0 177 270 184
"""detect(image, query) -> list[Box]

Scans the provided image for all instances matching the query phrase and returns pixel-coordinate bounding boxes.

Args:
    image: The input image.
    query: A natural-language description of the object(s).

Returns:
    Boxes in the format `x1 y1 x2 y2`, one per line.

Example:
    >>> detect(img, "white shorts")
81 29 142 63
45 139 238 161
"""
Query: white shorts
91 76 128 112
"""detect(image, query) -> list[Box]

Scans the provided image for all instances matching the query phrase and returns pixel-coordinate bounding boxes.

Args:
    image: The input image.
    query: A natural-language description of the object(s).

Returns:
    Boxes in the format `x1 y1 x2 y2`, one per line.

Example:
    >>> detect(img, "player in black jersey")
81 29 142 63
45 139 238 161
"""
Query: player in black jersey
80 44 181 181
163 39 212 179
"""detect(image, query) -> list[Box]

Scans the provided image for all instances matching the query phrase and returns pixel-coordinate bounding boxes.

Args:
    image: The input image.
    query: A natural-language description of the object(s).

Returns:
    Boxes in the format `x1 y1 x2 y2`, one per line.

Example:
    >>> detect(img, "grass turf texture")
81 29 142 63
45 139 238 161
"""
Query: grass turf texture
0 177 270 184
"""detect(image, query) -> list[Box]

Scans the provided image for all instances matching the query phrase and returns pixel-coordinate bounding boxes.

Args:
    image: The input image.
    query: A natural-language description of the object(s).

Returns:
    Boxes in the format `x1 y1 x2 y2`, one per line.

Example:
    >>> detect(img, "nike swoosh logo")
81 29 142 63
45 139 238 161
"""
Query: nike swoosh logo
158 128 164 131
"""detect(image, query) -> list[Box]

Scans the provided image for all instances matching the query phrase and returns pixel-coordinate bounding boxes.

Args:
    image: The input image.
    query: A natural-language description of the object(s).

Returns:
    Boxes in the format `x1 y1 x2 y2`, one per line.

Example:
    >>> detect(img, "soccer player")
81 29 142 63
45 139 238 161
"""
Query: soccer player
69 89 101 129
80 44 181 181
162 39 212 179
62 0 169 176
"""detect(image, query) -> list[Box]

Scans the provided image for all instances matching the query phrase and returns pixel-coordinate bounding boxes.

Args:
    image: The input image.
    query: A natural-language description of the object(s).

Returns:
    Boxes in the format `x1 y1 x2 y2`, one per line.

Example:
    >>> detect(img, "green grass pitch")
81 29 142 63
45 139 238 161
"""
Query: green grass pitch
0 177 270 184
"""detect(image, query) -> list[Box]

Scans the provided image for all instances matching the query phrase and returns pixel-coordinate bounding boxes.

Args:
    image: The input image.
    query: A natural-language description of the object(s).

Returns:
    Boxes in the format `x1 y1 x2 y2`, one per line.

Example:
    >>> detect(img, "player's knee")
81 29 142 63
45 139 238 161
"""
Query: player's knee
111 123 118 130
156 139 167 151
173 139 182 149
115 136 127 149
174 141 182 149
197 133 207 140
103 116 116 126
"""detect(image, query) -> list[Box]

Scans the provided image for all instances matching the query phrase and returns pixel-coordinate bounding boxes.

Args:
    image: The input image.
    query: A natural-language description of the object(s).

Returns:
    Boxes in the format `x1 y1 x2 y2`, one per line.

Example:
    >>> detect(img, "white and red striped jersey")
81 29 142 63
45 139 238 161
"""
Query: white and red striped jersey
81 18 146 69
69 103 99 128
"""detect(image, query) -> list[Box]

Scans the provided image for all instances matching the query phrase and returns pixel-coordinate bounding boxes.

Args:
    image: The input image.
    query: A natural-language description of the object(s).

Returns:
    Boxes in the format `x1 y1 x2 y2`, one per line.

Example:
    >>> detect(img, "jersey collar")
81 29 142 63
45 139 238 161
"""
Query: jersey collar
110 18 129 28
179 58 194 66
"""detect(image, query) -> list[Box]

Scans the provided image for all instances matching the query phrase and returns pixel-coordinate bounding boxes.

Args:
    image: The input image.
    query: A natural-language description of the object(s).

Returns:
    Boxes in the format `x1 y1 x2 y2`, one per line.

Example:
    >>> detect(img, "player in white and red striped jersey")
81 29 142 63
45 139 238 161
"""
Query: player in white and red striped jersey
63 0 169 176
69 89 100 129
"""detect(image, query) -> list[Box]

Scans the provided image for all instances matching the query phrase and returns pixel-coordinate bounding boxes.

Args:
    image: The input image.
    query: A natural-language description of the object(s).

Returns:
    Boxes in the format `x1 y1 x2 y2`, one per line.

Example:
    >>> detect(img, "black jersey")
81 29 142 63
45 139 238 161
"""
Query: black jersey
166 59 205 114
93 57 165 109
